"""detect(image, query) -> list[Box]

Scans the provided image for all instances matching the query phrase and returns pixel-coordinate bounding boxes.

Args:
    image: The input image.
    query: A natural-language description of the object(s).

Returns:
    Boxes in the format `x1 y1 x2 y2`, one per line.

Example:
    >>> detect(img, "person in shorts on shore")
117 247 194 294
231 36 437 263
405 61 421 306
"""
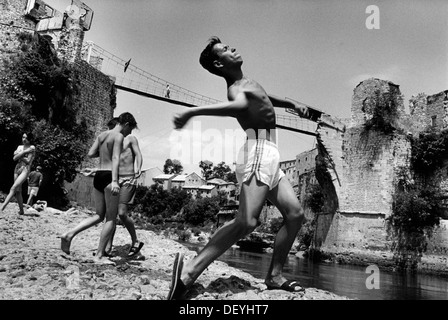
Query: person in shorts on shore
26 165 43 207
104 118 145 258
60 112 137 265
167 36 310 300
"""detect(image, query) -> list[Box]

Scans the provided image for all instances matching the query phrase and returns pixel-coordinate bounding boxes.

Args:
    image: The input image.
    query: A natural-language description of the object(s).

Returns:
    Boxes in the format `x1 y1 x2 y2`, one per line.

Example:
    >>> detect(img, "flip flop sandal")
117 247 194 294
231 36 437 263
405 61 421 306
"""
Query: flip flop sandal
92 251 115 258
127 241 144 258
167 252 187 300
266 279 305 293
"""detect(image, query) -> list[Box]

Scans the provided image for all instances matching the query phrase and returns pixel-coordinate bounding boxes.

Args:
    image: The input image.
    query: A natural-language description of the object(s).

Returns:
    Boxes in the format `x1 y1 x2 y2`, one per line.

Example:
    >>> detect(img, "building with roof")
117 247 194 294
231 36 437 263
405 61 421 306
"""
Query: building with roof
171 174 188 189
136 167 163 187
197 185 217 198
279 159 298 190
207 178 237 203
153 173 178 190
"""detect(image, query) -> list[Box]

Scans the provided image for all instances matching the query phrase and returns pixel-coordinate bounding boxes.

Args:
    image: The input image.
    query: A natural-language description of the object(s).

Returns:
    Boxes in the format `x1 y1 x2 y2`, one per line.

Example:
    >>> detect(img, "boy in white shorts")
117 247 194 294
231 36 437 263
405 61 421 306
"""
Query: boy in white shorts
168 36 311 300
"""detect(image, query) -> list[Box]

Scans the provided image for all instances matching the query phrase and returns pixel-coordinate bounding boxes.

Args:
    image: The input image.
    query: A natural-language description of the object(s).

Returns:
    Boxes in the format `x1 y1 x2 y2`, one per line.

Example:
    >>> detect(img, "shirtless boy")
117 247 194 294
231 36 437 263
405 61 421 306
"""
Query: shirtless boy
167 37 309 299
60 112 137 264
106 120 144 258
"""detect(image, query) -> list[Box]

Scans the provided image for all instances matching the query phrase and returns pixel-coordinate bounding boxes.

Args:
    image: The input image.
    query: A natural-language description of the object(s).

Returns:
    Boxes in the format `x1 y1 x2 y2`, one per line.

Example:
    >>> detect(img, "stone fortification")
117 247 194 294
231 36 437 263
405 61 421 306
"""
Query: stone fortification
0 0 116 169
312 78 448 264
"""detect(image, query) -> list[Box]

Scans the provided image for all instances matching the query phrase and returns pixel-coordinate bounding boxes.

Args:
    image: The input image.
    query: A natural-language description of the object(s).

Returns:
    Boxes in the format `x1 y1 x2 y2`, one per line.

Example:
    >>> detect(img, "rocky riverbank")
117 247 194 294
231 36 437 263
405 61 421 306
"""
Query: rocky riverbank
0 203 350 300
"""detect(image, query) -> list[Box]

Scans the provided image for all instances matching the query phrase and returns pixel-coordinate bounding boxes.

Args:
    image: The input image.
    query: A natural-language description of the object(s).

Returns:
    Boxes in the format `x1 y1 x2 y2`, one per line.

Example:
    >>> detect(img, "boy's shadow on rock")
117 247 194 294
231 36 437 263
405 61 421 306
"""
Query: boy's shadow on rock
20 211 40 217
186 275 256 299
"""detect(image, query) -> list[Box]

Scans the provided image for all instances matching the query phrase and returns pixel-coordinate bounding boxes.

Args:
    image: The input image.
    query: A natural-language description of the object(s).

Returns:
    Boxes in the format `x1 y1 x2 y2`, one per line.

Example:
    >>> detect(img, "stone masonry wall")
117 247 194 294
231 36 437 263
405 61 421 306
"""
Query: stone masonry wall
1 0 116 206
0 0 35 57
74 59 116 169
315 79 414 254
339 129 411 215
312 78 448 263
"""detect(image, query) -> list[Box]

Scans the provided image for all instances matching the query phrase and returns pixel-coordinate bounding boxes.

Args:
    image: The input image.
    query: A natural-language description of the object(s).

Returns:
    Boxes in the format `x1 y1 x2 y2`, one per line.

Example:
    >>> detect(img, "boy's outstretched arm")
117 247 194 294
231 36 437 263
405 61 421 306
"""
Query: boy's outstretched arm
268 94 324 122
268 94 310 118
173 92 248 129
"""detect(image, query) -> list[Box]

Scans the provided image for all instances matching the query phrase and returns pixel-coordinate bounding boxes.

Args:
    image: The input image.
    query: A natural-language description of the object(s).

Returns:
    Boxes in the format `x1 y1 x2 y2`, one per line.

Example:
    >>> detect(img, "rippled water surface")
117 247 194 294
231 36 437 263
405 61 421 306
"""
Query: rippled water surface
182 242 448 300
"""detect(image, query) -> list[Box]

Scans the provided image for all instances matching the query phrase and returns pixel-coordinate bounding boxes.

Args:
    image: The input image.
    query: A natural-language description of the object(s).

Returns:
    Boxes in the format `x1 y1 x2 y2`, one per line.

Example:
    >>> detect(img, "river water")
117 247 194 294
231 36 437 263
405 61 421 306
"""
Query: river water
182 242 448 300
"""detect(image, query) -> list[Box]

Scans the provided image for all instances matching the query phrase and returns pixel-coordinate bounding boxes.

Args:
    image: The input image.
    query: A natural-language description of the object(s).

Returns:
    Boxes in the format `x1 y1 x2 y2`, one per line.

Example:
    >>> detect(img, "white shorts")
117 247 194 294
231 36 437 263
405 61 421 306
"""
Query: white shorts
235 139 285 190
28 187 39 196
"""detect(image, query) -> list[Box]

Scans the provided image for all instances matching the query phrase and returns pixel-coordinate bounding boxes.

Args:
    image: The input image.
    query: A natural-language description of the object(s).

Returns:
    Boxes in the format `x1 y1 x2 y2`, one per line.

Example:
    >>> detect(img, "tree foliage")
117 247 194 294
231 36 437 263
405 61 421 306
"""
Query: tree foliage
387 168 443 271
304 183 324 213
199 160 237 183
163 159 184 174
0 32 93 208
133 184 191 220
363 89 400 134
199 160 213 180
0 99 35 191
182 195 220 226
411 128 448 175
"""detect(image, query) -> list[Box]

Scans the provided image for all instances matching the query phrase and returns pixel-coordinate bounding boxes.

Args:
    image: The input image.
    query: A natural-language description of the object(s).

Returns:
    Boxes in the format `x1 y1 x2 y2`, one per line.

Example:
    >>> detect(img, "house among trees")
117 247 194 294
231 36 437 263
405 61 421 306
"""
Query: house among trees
152 173 178 190
279 159 298 191
197 185 218 198
136 167 163 187
207 178 237 202
151 171 238 202
184 172 205 187
170 174 189 189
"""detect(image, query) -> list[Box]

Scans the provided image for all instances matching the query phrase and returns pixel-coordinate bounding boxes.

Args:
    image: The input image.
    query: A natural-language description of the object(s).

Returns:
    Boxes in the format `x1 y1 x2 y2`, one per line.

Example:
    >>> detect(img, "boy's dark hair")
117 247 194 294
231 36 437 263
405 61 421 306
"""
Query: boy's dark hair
118 112 138 130
107 117 119 130
199 36 222 76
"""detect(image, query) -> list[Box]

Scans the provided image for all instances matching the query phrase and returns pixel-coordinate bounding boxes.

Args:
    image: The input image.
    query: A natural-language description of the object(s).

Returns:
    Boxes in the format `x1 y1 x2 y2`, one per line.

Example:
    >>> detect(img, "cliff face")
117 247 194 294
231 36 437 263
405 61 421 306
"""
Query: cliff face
313 78 448 260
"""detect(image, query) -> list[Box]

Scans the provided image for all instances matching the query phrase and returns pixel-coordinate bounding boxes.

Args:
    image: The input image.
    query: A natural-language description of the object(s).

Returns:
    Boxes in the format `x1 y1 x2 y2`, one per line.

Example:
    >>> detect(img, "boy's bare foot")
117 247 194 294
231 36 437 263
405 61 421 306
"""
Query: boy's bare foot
60 235 72 255
92 256 116 265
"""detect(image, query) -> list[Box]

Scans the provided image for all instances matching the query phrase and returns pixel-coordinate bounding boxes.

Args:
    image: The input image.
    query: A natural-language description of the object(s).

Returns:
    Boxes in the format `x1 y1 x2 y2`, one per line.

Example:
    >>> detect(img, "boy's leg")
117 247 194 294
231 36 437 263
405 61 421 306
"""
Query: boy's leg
95 184 119 260
106 184 139 253
26 189 33 206
119 204 138 245
180 175 269 287
1 172 26 212
12 171 28 214
265 178 304 288
60 189 106 254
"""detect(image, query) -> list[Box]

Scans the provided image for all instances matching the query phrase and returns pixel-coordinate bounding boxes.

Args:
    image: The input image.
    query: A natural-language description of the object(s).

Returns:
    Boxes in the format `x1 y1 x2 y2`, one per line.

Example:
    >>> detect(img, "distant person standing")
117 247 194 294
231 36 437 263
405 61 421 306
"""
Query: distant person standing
165 84 171 98
1 132 36 215
26 166 43 207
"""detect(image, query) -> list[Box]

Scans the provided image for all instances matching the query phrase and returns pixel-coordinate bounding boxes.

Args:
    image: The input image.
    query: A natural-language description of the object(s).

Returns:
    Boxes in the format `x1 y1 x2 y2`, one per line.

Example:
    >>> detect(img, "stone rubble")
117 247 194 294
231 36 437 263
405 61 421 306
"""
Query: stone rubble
0 204 350 300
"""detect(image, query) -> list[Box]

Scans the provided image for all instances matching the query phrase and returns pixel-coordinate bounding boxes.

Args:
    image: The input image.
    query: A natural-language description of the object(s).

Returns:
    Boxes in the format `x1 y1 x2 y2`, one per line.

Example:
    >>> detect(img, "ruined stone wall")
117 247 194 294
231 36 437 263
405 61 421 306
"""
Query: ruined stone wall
350 78 405 128
339 129 410 215
426 90 448 131
1 0 116 206
315 78 411 253
296 148 317 177
408 93 430 134
73 59 116 168
408 90 448 133
65 174 95 210
313 78 448 262
0 0 36 56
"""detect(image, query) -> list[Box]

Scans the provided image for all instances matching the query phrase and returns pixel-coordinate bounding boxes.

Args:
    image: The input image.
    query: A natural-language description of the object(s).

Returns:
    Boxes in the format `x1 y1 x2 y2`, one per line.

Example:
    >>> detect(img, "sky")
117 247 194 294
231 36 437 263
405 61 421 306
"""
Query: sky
45 0 448 174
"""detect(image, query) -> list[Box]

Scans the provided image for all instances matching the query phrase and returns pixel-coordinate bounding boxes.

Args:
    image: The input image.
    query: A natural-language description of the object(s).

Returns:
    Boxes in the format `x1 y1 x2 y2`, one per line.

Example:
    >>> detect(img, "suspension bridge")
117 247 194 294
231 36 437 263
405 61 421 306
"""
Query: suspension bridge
81 41 323 136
